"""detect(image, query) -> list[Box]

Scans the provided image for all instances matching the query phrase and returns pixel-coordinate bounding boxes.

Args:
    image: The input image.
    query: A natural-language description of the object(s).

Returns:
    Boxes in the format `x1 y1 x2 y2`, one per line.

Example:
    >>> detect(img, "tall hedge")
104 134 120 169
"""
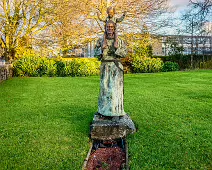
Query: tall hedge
153 54 212 69
13 56 100 77
13 56 57 77
122 54 163 73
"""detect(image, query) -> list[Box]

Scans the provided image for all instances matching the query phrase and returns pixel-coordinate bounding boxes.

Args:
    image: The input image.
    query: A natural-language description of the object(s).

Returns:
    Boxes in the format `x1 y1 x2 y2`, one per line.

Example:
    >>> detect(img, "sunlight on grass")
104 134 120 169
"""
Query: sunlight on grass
0 70 212 169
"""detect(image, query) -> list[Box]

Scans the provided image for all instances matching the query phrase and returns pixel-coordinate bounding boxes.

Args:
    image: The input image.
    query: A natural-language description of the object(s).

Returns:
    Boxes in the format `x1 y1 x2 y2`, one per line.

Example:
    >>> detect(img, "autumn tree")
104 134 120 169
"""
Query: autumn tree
46 0 169 57
0 0 170 60
0 0 54 61
94 0 169 57
42 0 97 57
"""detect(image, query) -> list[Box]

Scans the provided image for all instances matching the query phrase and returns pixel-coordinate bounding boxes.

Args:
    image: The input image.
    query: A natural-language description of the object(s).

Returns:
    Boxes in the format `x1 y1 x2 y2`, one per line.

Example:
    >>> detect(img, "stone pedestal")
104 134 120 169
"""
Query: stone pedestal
90 113 136 140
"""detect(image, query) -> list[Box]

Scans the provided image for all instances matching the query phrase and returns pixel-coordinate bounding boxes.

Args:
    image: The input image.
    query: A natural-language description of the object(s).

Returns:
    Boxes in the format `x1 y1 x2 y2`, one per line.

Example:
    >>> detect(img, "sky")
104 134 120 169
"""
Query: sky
169 0 190 9
158 0 191 35
169 0 191 18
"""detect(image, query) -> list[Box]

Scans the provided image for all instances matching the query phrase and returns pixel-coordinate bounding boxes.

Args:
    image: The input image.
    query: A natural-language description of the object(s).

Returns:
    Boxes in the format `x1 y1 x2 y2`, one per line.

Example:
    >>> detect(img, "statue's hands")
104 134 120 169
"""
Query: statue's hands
102 44 107 50
114 41 118 49
102 39 107 50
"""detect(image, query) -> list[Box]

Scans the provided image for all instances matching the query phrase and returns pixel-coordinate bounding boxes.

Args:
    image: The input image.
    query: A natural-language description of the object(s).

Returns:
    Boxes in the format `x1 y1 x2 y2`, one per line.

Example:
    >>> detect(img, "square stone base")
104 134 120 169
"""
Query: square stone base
90 113 136 140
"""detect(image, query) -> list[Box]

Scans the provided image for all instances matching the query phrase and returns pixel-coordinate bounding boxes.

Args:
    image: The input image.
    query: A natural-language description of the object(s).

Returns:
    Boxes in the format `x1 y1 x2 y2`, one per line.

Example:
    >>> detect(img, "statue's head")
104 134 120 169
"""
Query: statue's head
105 20 115 39
107 6 115 18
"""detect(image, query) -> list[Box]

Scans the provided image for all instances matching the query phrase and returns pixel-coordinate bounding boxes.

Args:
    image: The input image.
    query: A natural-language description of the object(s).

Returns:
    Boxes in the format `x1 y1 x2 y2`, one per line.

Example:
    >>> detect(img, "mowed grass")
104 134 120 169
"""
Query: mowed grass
0 70 212 169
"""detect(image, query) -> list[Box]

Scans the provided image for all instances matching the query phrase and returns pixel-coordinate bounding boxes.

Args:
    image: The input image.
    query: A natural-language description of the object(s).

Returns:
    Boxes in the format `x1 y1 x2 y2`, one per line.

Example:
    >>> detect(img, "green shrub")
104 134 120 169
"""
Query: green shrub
13 55 57 77
162 61 180 72
128 54 163 73
200 61 212 69
37 58 57 76
65 58 100 76
56 61 66 76
154 55 212 69
13 56 100 77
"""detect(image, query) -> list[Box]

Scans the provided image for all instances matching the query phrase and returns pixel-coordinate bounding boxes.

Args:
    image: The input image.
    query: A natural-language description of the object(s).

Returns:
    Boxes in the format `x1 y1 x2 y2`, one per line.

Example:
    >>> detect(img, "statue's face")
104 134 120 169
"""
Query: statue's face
106 22 115 38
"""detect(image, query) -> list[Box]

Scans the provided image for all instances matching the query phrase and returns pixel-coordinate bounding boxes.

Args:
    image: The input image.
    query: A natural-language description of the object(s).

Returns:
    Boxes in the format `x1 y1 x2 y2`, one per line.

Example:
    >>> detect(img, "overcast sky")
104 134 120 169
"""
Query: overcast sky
170 0 190 6
154 0 191 35
168 0 191 19
169 0 190 10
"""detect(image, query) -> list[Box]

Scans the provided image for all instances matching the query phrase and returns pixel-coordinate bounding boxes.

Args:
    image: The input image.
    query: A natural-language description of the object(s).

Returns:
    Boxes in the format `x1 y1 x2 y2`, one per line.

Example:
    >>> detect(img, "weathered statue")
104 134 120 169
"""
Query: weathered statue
95 20 127 117
90 6 135 143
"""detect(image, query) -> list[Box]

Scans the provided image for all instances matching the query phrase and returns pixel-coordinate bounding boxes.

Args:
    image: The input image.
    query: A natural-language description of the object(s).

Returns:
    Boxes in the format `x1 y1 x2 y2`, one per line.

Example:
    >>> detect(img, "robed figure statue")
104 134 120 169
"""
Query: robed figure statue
95 20 127 117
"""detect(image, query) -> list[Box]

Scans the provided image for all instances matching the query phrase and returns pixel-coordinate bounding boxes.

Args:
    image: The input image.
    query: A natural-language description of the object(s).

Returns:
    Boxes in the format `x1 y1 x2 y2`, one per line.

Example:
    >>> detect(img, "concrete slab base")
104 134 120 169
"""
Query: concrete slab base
90 113 136 140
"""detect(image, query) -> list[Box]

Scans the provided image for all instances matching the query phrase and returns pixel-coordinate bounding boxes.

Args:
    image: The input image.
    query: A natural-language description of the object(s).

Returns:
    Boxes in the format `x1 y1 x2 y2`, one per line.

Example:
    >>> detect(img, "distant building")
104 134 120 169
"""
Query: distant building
152 35 212 56
68 41 96 58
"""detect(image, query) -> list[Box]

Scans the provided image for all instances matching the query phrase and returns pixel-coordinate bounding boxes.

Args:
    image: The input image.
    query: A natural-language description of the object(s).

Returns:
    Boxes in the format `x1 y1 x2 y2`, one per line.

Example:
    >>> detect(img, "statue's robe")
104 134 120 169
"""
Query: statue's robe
95 37 127 116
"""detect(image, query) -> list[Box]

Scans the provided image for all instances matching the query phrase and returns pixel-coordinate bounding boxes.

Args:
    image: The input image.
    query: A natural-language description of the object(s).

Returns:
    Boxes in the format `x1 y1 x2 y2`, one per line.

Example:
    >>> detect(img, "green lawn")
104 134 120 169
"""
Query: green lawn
0 70 212 169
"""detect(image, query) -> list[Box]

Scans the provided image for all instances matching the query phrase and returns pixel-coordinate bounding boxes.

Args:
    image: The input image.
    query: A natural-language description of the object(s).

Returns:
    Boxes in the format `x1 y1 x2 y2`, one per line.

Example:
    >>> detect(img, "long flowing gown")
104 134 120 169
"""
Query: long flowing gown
95 38 127 116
